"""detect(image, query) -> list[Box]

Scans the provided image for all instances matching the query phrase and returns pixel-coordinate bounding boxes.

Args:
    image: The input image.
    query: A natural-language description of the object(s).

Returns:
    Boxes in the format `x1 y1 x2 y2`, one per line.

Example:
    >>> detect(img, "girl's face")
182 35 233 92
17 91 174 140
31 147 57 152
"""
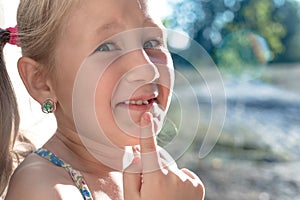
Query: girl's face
52 0 174 147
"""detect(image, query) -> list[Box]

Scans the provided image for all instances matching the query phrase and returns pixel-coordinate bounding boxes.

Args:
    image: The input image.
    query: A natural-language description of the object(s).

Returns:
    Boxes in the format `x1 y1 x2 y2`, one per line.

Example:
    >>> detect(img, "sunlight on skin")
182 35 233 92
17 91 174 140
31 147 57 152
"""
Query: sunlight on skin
55 184 85 200
1 0 170 148
94 191 112 200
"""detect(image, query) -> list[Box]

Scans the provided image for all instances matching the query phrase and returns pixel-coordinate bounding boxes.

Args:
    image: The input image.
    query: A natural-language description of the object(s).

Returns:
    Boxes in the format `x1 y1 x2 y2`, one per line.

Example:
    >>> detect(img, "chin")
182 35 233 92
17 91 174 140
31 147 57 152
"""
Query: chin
111 134 140 148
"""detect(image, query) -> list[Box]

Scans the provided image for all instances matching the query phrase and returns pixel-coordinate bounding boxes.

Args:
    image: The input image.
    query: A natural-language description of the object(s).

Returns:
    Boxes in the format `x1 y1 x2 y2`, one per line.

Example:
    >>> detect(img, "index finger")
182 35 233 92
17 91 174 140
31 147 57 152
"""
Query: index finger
139 112 161 173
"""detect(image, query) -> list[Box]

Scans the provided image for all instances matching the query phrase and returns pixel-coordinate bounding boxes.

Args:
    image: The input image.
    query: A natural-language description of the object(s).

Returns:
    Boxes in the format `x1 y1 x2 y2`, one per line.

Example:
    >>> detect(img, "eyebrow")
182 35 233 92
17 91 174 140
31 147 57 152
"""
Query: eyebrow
94 21 124 36
94 17 160 35
90 17 163 52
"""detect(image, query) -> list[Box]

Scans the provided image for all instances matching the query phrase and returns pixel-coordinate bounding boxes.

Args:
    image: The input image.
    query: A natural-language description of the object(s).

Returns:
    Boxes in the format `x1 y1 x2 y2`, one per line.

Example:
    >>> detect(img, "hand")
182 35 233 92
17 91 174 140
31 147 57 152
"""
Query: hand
123 112 205 200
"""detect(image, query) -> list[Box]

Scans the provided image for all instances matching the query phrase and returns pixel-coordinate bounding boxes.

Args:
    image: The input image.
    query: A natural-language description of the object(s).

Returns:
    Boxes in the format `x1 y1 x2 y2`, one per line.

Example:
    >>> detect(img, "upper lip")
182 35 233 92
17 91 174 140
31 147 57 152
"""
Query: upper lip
118 93 158 104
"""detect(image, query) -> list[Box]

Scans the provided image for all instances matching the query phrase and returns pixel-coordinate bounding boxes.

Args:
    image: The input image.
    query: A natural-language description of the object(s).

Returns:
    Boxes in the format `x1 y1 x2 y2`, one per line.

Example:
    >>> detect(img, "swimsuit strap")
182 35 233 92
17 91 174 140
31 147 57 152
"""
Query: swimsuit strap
34 148 94 200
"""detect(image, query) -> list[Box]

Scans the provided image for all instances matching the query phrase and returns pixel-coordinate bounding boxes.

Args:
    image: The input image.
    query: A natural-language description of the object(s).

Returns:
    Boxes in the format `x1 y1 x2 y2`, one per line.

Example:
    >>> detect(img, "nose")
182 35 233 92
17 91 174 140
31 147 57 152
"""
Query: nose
124 49 160 83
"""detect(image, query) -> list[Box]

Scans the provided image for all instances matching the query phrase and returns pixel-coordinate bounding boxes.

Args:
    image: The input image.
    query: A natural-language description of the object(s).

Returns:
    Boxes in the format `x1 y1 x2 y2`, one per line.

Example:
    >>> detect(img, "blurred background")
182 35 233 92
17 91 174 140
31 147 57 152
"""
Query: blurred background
160 0 300 199
1 0 300 199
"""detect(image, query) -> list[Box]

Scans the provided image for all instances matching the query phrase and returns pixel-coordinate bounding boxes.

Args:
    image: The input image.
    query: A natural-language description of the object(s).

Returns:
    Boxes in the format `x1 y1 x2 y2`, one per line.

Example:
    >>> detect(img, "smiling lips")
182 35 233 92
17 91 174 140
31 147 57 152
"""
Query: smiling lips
123 98 155 105
118 98 157 110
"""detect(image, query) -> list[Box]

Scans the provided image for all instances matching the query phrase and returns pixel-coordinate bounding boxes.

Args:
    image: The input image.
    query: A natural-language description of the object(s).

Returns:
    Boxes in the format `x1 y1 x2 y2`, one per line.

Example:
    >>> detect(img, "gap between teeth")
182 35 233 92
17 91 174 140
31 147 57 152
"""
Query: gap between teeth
124 100 149 105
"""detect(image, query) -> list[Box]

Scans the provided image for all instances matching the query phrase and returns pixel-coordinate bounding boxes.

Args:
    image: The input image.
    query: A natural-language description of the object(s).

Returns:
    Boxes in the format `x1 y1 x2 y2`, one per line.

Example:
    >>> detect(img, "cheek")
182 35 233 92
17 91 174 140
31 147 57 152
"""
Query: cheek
94 73 117 122
94 73 141 145
158 85 171 110
52 65 78 117
157 64 174 110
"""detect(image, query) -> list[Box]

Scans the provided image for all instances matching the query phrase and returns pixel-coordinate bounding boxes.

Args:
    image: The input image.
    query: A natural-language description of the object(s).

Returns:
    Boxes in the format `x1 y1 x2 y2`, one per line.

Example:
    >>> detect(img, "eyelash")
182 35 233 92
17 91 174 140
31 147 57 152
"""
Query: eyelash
143 39 163 49
94 39 164 52
95 42 118 52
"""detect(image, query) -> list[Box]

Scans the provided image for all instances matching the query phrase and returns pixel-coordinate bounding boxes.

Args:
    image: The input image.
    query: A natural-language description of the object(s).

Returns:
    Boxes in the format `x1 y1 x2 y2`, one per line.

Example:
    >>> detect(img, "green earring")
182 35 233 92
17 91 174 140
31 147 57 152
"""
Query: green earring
42 98 56 114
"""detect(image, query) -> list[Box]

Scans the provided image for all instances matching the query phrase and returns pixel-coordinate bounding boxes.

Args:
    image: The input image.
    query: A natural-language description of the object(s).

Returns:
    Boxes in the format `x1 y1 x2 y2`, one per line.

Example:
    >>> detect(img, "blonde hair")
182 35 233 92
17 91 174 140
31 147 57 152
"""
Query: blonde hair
0 27 20 198
0 0 76 198
17 0 75 68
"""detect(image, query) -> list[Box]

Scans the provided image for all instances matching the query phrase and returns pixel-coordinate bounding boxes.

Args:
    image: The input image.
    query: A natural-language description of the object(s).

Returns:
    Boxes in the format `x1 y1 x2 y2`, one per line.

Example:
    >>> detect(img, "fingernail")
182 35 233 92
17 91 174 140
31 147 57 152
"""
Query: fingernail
143 112 151 122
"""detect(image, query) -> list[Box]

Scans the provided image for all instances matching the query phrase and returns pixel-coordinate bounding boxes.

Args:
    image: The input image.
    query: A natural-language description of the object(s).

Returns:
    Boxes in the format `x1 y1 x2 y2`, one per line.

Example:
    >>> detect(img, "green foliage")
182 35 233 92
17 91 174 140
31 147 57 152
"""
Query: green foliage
216 30 265 72
225 0 286 61
167 0 300 64
215 30 270 77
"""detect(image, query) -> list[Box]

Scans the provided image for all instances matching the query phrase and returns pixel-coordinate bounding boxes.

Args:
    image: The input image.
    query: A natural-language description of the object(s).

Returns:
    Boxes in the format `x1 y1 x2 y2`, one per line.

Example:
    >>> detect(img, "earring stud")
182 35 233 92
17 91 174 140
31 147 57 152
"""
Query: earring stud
42 98 56 114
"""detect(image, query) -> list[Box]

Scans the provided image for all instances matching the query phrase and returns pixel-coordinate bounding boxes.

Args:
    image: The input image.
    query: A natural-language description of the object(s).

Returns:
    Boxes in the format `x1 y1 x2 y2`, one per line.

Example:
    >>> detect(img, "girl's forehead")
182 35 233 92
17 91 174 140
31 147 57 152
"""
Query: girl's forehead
72 0 148 14
68 0 153 26
64 0 161 39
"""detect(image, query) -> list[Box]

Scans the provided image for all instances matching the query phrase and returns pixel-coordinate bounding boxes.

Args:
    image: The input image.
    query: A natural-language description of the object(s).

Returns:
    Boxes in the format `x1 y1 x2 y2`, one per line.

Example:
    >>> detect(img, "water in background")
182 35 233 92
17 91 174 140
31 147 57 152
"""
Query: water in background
170 64 300 200
223 78 300 161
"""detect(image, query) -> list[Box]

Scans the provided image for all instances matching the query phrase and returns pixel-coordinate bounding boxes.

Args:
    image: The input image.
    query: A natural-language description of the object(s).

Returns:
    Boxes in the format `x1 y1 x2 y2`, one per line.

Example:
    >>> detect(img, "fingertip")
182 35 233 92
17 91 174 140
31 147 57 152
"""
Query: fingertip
141 112 152 126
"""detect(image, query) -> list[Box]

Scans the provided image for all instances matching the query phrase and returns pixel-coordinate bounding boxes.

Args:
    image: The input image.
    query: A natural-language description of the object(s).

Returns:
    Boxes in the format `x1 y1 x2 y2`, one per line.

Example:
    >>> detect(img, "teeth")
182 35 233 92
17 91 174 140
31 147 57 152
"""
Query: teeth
136 100 143 105
123 100 150 105
143 100 149 105
124 100 130 105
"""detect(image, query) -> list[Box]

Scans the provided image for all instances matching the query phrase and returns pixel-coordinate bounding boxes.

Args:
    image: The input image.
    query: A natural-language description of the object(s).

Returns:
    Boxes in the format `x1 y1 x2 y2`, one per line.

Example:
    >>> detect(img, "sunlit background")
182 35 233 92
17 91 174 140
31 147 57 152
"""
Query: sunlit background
1 0 300 199
162 1 300 200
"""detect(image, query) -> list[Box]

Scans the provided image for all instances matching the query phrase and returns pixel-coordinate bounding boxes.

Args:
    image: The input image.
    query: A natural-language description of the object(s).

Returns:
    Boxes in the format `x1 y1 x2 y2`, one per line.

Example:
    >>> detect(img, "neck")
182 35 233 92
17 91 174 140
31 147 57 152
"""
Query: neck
44 127 125 175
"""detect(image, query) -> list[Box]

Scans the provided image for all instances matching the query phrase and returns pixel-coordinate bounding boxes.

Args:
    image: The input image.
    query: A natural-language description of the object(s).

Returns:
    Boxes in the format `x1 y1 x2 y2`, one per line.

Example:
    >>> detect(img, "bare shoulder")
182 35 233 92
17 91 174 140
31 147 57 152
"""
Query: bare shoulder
5 153 73 200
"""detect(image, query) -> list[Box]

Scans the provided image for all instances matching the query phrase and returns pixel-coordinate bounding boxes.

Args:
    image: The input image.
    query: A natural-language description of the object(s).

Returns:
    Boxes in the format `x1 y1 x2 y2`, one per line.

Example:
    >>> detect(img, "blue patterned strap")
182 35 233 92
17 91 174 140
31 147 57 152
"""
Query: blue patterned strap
34 148 94 200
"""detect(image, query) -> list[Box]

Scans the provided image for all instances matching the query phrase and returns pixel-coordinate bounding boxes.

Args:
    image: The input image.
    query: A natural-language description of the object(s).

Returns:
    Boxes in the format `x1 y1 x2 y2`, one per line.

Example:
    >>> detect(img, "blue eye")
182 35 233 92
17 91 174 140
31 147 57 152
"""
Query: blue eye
143 40 161 49
95 42 118 52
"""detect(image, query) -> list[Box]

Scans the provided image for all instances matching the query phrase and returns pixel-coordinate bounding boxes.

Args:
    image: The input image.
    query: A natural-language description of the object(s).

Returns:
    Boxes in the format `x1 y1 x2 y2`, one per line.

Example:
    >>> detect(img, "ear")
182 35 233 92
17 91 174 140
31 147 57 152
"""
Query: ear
18 57 55 105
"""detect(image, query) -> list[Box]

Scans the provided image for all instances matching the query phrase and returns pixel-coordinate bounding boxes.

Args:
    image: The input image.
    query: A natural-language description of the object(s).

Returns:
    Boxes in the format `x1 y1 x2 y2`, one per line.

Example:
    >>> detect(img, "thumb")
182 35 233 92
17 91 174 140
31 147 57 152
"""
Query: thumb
123 157 142 199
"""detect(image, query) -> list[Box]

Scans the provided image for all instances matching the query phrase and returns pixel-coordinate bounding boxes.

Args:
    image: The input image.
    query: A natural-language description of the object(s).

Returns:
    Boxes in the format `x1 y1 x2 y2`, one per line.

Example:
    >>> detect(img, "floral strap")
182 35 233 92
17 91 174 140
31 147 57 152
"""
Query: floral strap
34 148 94 200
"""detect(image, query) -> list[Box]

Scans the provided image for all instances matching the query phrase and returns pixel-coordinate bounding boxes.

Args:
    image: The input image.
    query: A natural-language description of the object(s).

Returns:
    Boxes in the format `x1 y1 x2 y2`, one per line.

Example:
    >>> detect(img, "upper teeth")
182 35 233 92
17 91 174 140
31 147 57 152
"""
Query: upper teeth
124 100 149 105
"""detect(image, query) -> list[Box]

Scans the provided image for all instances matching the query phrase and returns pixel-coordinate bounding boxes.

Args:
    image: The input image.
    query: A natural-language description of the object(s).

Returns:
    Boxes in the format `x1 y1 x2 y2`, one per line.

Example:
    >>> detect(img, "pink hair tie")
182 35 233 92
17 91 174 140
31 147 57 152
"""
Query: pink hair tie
6 26 19 47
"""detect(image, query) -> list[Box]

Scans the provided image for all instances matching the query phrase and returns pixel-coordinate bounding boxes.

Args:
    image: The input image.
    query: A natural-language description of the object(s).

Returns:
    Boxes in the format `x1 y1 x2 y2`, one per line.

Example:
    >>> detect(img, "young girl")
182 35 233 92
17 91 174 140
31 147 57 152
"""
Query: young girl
2 0 204 199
